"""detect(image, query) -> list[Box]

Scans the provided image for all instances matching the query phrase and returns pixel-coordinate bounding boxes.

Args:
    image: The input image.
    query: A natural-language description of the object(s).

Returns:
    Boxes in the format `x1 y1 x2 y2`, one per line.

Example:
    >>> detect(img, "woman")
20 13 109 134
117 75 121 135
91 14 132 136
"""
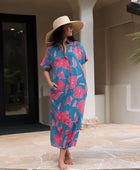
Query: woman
40 16 88 170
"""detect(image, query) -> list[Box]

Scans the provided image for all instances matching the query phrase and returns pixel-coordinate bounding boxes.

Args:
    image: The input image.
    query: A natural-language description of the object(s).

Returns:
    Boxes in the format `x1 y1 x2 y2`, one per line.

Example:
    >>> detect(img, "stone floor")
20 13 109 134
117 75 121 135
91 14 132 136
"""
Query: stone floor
0 123 140 170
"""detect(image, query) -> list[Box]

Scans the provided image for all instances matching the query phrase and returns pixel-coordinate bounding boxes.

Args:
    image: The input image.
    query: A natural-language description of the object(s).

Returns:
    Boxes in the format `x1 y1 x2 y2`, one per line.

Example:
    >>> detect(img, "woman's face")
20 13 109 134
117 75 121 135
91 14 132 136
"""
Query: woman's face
63 23 73 37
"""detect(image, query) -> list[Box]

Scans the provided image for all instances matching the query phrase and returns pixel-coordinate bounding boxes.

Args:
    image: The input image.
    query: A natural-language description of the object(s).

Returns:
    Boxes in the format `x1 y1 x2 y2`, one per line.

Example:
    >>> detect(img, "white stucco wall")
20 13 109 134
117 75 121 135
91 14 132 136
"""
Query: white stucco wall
94 0 140 125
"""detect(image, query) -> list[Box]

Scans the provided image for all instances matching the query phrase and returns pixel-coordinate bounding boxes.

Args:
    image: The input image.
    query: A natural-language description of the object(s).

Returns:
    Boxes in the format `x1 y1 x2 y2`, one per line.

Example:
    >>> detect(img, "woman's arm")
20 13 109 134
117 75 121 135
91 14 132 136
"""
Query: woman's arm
43 70 57 88
82 63 86 80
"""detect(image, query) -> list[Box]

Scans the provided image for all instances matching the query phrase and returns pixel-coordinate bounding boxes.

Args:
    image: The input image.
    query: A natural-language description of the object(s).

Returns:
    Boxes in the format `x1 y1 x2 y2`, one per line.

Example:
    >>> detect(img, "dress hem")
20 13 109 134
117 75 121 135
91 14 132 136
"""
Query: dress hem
51 142 77 149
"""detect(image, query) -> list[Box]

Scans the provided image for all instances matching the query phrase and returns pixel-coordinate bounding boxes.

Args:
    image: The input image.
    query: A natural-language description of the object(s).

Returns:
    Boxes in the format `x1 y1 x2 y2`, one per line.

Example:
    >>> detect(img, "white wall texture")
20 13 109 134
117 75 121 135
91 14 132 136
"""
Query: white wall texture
94 0 140 125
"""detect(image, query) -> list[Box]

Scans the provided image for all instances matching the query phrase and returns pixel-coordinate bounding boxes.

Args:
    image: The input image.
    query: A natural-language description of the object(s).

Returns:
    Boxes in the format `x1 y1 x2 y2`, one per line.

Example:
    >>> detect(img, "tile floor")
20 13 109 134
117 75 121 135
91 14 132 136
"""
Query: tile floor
0 123 140 170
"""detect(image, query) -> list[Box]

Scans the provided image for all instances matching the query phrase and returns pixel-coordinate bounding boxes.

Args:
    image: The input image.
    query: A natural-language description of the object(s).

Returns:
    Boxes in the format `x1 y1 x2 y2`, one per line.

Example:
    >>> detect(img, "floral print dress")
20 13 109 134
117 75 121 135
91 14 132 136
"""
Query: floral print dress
40 39 88 148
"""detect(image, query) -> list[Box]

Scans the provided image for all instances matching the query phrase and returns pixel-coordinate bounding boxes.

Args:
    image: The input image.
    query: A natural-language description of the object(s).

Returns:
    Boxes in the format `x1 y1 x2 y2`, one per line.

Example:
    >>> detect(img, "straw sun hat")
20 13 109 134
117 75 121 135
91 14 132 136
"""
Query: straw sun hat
45 15 83 44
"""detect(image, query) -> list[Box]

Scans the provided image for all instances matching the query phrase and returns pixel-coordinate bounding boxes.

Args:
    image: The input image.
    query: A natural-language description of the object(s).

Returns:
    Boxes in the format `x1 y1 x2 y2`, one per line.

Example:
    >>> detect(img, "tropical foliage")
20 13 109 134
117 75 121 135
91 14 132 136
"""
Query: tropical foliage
129 31 140 63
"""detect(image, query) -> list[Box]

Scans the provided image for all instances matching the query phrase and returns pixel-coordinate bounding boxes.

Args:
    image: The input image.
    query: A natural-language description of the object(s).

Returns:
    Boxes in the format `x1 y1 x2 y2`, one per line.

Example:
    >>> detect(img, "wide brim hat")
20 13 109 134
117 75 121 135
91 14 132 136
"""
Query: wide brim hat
45 15 84 44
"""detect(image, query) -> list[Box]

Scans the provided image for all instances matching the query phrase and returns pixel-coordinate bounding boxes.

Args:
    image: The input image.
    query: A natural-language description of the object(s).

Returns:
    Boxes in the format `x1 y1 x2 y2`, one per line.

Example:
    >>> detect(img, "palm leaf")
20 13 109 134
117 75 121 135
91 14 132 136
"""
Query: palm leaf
129 31 140 63
129 50 140 60
136 57 140 63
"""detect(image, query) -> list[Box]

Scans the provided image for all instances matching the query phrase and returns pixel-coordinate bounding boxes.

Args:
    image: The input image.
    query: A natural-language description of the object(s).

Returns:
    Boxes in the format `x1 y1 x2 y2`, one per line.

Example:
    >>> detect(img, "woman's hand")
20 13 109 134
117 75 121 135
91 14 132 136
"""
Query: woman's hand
43 70 58 89
48 81 58 88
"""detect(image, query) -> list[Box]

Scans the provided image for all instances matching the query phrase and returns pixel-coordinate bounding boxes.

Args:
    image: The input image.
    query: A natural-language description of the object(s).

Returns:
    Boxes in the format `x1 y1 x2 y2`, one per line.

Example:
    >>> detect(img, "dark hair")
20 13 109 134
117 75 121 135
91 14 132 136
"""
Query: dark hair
51 25 76 55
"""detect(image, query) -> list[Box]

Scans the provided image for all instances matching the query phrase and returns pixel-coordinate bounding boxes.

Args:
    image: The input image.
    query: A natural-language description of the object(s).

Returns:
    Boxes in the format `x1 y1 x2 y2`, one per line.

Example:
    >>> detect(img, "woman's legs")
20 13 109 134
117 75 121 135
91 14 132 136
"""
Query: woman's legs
64 148 74 165
58 148 68 170
58 148 74 169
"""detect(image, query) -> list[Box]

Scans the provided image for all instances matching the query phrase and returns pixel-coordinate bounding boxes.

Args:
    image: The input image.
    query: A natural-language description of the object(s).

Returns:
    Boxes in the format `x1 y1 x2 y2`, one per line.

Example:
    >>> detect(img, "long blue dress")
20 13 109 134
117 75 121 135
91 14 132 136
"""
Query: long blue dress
40 39 88 148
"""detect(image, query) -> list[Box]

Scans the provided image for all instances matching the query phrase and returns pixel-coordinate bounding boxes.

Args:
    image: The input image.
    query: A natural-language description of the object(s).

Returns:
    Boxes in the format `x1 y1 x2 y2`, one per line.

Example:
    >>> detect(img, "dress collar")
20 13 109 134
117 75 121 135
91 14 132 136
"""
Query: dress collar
66 39 70 44
55 39 70 50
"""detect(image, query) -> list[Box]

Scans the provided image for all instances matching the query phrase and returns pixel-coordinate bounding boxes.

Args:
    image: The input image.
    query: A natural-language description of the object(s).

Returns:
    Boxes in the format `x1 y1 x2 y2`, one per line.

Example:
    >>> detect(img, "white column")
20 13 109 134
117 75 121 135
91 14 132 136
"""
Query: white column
79 0 97 119
66 0 97 121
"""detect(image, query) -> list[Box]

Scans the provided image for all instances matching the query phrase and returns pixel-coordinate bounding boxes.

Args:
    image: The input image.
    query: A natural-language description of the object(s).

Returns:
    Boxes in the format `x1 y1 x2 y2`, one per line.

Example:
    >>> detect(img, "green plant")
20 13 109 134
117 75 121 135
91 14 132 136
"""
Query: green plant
129 31 140 63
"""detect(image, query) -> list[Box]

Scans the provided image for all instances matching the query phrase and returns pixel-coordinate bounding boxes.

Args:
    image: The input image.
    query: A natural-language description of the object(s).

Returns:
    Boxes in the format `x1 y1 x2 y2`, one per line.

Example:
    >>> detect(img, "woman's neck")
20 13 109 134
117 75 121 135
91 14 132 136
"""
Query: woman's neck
62 38 68 54
63 37 67 45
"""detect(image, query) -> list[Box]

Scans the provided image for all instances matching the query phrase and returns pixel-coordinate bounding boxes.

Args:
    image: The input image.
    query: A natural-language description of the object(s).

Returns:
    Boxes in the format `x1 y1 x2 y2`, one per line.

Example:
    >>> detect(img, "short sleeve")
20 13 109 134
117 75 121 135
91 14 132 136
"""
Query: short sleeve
40 48 52 72
79 43 88 65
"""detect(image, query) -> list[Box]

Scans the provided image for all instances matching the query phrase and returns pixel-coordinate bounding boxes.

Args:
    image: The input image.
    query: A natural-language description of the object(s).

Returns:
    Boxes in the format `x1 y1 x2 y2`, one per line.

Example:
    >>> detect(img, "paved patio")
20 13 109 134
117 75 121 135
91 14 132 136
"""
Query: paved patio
0 123 140 170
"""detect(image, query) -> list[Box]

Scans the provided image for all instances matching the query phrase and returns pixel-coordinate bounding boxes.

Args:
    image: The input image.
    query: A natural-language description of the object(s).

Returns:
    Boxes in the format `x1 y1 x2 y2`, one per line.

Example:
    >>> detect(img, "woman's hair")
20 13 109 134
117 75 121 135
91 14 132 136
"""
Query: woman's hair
51 25 76 55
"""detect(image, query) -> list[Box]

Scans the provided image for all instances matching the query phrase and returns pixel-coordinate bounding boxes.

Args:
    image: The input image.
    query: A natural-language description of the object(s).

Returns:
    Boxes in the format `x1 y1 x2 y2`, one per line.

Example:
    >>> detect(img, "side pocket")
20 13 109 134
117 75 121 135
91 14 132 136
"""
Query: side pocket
50 85 54 91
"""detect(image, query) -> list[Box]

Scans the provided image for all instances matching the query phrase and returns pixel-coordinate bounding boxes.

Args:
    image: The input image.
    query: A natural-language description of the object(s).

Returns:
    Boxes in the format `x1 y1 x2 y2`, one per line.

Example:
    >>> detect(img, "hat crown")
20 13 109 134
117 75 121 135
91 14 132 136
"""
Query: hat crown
53 16 71 29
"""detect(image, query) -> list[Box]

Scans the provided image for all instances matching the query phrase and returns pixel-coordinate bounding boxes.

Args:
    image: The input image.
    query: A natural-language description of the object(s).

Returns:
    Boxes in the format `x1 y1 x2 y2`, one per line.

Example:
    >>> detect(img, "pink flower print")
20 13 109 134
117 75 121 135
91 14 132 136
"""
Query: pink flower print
73 86 85 98
53 80 65 97
68 46 72 52
66 127 70 134
77 74 82 79
57 80 65 89
64 56 68 60
52 119 56 126
69 76 77 89
72 141 76 146
79 83 85 86
65 96 72 105
77 100 85 113
72 100 77 107
74 112 78 123
57 103 61 110
54 50 56 57
45 65 50 69
66 131 75 143
54 58 63 68
54 134 63 146
58 126 64 133
86 84 88 92
54 57 69 70
68 64 71 73
65 84 69 94
75 130 79 134
73 46 82 59
63 111 72 128
64 59 70 70
51 91 63 101
72 57 77 68
48 60 53 68
70 41 77 45
50 80 65 102
51 106 54 113
40 56 46 65
85 54 88 62
55 111 72 128
63 140 66 148
63 116 72 128
45 48 49 57
50 92 54 102
48 45 53 49
57 71 65 79
55 111 64 122
65 110 69 116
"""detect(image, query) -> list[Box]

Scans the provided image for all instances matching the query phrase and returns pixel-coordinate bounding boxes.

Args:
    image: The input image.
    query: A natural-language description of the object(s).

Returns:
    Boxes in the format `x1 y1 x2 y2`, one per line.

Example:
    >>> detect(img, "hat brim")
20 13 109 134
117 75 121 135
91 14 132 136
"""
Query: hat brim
45 21 83 44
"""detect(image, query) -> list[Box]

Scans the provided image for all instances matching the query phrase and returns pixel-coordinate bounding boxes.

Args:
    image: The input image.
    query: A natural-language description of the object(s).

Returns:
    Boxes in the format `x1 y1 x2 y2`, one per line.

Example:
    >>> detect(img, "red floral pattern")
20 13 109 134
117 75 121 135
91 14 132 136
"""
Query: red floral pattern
73 86 85 98
40 40 88 148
